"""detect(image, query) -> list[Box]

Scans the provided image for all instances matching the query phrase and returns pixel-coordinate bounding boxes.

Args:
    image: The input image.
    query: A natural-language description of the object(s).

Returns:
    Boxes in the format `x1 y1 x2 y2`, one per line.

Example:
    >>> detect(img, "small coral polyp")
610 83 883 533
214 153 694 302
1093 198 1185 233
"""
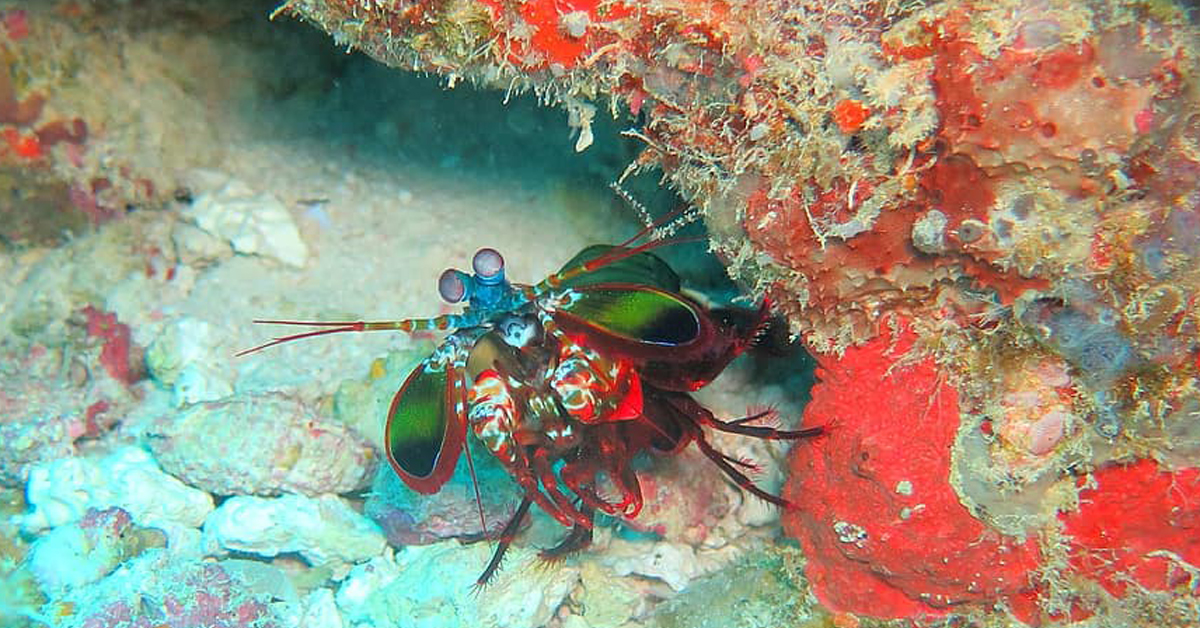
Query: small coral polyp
992 357 1077 467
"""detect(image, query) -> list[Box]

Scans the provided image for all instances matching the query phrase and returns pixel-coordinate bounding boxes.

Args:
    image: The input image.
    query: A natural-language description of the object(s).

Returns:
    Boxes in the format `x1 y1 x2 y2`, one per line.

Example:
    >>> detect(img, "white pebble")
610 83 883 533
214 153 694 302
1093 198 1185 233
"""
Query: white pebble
202 494 386 573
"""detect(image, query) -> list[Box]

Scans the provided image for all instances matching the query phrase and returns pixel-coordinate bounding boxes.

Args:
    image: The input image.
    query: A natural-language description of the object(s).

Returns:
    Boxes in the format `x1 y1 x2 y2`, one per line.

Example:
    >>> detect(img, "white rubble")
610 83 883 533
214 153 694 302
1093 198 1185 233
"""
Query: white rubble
599 539 713 592
201 493 386 575
335 542 579 628
182 172 309 268
25 515 129 595
145 316 235 406
19 446 213 550
171 221 233 267
299 588 346 628
335 552 402 615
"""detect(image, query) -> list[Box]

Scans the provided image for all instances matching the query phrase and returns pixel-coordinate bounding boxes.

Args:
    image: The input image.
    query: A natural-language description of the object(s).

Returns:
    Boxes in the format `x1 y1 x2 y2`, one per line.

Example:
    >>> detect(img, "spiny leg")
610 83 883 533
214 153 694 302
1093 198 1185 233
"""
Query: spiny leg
692 433 795 509
560 457 624 516
670 393 823 440
512 465 578 529
708 417 824 440
562 463 643 519
540 505 595 561
475 495 533 588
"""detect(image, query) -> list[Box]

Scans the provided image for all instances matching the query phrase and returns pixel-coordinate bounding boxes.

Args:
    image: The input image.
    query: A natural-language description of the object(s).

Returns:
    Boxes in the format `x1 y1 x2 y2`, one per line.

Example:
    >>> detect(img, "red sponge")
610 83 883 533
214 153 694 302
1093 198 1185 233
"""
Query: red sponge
783 324 1042 618
1061 458 1200 597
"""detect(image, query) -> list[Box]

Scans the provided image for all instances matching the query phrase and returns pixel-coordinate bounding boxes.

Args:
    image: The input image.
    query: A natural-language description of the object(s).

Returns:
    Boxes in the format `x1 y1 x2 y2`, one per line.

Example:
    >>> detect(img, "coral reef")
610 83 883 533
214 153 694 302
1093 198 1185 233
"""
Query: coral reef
202 493 387 575
50 548 290 628
18 447 214 547
146 316 236 407
0 489 46 628
0 1 351 247
1 0 1196 626
25 506 165 596
273 0 1200 623
646 546 827 628
336 542 580 628
1059 459 1200 613
0 315 141 486
182 171 311 269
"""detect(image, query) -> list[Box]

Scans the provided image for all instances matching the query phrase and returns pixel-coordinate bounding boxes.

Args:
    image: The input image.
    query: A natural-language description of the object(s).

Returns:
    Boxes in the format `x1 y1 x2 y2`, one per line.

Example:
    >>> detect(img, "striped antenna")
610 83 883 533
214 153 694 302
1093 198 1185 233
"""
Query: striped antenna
235 315 458 357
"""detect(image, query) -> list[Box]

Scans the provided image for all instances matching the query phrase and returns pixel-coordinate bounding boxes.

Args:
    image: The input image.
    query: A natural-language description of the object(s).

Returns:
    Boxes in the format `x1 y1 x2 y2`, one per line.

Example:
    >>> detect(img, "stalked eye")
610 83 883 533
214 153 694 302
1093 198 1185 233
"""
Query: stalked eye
438 269 468 303
472 248 504 280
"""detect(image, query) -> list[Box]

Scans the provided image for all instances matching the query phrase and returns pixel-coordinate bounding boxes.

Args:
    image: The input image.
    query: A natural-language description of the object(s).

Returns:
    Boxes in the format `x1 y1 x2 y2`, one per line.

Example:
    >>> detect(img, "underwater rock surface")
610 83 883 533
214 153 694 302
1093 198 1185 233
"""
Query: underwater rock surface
1 0 1197 627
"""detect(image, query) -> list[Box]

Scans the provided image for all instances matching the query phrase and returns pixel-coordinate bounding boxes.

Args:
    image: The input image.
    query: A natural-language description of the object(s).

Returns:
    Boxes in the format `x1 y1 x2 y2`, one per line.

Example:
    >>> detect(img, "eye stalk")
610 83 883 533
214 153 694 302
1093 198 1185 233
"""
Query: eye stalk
440 248 513 311
472 248 505 285
438 269 470 304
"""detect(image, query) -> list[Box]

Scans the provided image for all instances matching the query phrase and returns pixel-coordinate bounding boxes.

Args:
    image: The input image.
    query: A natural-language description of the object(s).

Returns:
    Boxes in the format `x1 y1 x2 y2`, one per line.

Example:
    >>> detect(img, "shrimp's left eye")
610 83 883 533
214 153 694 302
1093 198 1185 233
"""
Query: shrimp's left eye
438 269 468 303
472 248 504 280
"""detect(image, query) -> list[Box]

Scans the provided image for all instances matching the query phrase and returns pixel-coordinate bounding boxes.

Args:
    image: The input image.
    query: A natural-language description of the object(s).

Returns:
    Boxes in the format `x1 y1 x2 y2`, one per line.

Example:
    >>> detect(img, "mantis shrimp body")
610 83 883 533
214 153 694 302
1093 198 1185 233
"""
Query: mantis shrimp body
243 238 821 585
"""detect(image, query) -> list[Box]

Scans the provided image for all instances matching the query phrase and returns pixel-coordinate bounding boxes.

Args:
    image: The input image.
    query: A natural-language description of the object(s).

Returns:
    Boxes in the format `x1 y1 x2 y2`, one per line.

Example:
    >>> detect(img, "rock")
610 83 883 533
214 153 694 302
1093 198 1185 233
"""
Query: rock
598 539 708 592
363 459 519 547
0 343 127 487
0 407 82 488
335 553 402 616
336 541 579 628
299 587 345 628
25 506 165 596
170 222 232 268
50 548 288 628
572 562 649 628
646 547 826 628
147 393 375 497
